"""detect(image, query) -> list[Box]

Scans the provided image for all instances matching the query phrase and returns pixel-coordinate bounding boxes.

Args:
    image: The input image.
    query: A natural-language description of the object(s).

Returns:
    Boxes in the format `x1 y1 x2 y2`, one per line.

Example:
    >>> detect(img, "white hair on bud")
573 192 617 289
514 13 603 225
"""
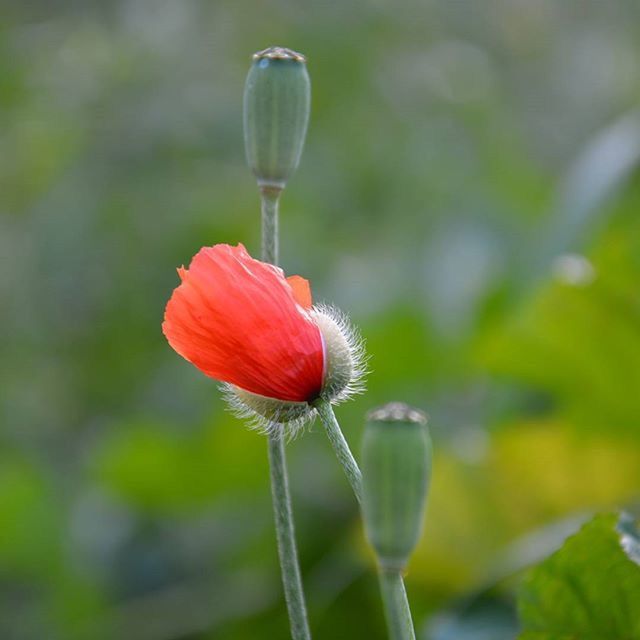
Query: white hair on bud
312 303 368 403
220 383 315 440
219 304 367 440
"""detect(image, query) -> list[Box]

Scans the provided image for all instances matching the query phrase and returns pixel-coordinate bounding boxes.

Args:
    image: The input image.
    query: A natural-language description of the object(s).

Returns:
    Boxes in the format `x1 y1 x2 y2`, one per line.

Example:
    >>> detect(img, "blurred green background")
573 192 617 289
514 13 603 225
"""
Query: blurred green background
2 1 640 638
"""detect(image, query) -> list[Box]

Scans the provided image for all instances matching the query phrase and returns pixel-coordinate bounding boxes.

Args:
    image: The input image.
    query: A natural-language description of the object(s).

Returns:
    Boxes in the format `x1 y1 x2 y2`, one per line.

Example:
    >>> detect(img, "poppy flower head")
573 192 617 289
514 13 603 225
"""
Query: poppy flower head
162 244 366 436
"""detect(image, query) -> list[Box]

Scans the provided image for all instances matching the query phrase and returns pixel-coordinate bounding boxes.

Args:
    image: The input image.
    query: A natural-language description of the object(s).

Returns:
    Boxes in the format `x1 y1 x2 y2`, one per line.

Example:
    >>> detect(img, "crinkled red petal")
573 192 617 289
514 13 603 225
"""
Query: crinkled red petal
162 244 324 402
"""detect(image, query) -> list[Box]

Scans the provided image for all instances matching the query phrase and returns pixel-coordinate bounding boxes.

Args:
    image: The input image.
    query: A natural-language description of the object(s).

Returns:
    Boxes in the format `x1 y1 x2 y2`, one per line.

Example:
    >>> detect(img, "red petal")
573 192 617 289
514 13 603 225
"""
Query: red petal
162 244 324 402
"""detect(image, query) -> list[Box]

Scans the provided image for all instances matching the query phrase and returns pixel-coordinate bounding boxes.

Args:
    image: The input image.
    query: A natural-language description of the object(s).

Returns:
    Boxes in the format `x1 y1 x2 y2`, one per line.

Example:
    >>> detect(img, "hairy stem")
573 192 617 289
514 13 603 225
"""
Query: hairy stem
267 434 311 640
314 400 363 504
378 569 416 640
261 188 311 640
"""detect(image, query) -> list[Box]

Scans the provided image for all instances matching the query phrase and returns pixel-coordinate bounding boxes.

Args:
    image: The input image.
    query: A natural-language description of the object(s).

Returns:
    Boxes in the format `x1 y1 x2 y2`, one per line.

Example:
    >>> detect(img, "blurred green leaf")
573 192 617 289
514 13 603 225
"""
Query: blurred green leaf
0 458 61 575
518 513 640 639
94 417 268 513
480 222 640 435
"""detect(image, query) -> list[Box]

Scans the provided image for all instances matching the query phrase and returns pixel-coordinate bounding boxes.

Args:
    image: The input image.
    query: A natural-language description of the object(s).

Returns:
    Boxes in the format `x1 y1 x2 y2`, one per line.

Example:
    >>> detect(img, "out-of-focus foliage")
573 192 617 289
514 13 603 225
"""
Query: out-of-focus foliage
518 513 640 639
411 421 640 591
428 594 518 640
2 0 640 638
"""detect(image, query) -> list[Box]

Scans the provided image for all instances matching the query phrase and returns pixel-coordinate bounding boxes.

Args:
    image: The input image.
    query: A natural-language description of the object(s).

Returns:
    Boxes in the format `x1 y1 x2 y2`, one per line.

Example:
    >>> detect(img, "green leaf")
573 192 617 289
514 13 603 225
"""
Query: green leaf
518 513 640 640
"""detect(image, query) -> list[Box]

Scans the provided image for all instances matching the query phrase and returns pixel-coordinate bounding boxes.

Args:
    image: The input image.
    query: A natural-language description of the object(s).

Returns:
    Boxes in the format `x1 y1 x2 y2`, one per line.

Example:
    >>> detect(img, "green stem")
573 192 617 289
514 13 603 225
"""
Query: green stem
314 400 363 504
261 186 280 264
314 400 417 640
267 434 311 640
378 570 416 640
261 188 311 640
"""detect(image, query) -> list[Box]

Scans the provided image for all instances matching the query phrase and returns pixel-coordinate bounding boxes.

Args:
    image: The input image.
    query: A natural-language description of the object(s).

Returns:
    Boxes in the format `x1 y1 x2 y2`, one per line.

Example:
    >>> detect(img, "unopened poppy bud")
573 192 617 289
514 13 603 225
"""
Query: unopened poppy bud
164 243 366 439
361 403 432 571
243 46 311 190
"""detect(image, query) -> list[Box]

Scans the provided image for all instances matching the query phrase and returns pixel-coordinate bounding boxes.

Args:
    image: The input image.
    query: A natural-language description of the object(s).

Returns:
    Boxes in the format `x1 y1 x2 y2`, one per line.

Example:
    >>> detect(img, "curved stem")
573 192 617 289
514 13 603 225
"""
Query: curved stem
314 400 363 504
261 188 311 640
378 569 416 640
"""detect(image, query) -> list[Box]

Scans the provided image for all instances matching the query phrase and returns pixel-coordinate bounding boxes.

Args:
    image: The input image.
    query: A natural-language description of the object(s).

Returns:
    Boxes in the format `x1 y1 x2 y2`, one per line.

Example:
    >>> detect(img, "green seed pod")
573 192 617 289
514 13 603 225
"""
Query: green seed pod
243 46 311 190
361 403 432 571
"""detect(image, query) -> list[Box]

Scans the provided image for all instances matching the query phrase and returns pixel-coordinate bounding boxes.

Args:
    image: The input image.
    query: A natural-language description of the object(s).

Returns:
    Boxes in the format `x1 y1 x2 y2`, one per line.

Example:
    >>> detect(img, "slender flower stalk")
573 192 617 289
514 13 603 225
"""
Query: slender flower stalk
261 187 280 265
378 570 416 640
261 187 311 640
314 400 363 504
267 426 311 640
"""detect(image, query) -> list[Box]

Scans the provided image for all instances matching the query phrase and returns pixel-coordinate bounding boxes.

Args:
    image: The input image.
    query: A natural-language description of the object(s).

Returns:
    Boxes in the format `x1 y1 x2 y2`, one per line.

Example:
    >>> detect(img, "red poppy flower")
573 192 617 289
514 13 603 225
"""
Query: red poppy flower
162 243 325 403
